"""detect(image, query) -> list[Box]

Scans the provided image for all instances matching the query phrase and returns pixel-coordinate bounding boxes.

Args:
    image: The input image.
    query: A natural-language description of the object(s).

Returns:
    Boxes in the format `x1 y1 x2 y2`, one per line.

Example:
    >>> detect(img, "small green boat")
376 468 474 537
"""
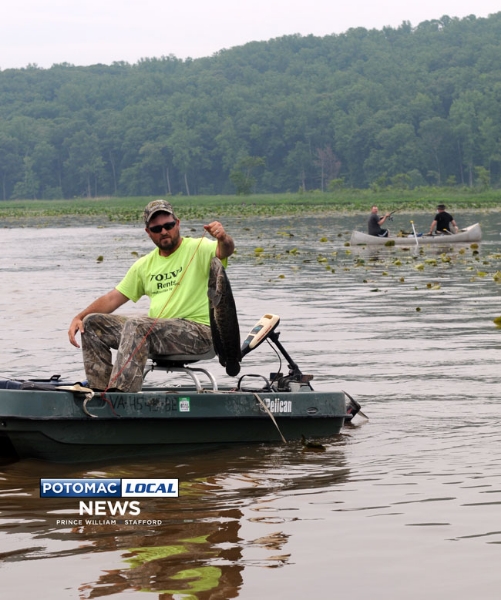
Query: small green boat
0 315 362 463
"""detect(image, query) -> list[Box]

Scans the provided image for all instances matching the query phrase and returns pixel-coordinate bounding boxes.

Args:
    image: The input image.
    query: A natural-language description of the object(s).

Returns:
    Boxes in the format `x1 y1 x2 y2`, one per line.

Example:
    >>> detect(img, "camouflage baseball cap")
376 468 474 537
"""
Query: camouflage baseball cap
143 199 174 224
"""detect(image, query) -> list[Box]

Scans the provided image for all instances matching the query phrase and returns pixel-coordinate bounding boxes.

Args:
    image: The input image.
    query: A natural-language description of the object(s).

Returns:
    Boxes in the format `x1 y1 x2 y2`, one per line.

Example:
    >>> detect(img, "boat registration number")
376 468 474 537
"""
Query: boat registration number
108 395 179 411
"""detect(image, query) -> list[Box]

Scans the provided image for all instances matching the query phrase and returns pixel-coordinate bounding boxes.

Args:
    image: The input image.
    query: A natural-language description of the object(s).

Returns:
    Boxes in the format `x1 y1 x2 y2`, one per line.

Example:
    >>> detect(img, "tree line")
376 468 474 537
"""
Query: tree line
1 12 501 200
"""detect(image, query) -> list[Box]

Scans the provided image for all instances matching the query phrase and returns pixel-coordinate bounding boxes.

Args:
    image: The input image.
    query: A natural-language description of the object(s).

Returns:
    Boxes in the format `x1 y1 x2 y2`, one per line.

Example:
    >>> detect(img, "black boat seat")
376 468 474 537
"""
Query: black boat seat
144 348 217 392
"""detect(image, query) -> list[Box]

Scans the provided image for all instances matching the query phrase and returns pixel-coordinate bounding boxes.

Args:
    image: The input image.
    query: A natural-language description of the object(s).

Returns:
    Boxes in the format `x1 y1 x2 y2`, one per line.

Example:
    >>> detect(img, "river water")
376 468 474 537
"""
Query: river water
1 210 501 599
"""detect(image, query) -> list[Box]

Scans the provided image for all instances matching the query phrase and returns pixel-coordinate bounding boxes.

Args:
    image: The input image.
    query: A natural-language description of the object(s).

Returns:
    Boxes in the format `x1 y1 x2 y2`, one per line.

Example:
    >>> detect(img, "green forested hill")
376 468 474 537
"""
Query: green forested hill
1 12 501 200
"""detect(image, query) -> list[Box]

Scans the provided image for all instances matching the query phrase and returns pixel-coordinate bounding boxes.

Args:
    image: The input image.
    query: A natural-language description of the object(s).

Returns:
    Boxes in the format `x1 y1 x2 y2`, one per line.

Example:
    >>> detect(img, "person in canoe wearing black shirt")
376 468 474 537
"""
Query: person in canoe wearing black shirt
429 204 458 235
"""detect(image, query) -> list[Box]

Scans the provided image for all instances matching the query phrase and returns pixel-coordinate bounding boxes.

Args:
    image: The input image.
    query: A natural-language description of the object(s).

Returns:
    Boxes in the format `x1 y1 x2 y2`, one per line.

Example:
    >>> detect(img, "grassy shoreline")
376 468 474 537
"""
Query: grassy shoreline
1 189 501 222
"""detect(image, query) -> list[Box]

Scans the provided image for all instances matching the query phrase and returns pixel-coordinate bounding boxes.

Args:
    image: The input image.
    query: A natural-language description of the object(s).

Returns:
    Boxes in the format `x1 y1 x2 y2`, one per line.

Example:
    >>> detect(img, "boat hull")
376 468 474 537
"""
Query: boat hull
0 387 347 462
350 223 482 246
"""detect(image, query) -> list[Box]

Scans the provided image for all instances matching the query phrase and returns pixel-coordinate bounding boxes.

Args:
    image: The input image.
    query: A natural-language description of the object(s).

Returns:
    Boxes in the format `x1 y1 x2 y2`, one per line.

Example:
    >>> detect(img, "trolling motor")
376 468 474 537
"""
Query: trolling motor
239 314 313 392
238 314 366 421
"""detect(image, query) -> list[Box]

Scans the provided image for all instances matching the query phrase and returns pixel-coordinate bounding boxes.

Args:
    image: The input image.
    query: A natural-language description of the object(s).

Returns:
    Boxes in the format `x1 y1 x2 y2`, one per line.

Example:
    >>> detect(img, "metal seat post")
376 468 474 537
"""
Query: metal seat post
143 348 217 392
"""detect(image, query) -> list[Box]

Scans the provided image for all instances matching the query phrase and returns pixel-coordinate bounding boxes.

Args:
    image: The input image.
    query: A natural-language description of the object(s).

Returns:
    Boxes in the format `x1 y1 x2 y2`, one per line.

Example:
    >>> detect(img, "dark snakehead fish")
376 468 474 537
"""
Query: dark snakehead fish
208 257 242 376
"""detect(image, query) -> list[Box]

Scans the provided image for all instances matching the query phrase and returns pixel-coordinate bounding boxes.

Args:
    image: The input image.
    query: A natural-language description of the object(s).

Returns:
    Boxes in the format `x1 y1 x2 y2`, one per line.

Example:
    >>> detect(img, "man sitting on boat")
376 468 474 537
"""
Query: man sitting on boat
368 205 391 237
68 200 235 393
428 204 459 235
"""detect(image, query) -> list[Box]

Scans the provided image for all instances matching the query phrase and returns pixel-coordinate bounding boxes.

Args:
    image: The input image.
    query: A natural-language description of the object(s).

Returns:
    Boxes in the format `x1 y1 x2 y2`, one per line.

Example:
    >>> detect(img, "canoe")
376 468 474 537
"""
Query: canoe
0 315 362 463
350 223 482 246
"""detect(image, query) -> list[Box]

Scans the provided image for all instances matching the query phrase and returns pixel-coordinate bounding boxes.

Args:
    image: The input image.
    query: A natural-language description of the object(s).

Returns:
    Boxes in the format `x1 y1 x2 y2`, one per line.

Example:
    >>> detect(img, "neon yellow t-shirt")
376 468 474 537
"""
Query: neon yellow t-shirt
116 237 225 325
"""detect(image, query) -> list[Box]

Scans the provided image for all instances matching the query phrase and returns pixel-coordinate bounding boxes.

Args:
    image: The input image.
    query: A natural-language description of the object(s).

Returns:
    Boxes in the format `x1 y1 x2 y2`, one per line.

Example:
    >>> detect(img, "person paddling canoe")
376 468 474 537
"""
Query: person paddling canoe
429 204 459 235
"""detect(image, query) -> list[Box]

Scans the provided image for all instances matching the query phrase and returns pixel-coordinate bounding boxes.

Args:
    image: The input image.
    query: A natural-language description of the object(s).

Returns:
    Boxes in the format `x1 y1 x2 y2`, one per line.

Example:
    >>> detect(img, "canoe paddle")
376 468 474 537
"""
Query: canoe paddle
410 220 419 247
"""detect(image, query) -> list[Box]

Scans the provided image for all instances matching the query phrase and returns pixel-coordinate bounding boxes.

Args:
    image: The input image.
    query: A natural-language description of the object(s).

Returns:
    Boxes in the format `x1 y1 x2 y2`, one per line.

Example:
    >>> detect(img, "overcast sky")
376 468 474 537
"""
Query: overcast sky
1 0 500 70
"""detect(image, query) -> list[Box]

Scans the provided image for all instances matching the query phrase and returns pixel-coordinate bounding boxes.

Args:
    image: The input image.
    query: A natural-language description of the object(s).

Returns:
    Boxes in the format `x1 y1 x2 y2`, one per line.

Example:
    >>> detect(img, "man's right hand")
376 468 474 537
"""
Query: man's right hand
67 289 129 348
68 317 84 348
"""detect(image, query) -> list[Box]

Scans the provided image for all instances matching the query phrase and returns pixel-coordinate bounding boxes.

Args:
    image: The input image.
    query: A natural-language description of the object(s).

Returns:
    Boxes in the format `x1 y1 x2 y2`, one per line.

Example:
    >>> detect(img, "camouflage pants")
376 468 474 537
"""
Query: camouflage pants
81 314 213 392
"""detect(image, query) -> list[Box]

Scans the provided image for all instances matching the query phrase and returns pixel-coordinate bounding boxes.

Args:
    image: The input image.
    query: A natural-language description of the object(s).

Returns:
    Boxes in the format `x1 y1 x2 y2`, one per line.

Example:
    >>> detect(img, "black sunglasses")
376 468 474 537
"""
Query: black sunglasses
148 220 177 233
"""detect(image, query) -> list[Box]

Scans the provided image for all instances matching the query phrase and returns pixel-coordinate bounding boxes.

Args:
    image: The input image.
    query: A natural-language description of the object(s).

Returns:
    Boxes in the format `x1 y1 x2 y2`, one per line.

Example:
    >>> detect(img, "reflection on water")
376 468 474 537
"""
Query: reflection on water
0 442 349 599
1 211 501 599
